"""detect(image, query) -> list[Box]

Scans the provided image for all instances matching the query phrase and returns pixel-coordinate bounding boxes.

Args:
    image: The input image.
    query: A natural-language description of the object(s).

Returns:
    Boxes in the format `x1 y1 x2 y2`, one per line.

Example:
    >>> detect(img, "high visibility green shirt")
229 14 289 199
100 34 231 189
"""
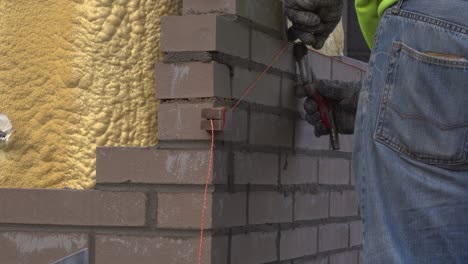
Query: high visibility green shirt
355 0 398 48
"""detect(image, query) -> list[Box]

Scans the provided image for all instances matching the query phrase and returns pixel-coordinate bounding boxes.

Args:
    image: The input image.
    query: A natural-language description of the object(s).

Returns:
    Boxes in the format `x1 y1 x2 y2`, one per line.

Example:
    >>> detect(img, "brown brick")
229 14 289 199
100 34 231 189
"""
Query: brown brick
330 191 359 217
161 15 249 59
280 227 317 260
251 30 295 73
318 158 350 185
294 192 329 221
318 223 349 252
0 189 146 226
232 67 281 107
350 221 363 247
155 62 230 99
250 112 294 148
97 147 228 185
249 191 293 224
0 232 88 264
234 151 279 185
183 0 284 32
158 101 213 141
95 235 228 264
295 120 330 151
157 192 246 229
281 154 318 185
231 231 277 264
158 102 248 142
330 250 359 264
331 59 363 82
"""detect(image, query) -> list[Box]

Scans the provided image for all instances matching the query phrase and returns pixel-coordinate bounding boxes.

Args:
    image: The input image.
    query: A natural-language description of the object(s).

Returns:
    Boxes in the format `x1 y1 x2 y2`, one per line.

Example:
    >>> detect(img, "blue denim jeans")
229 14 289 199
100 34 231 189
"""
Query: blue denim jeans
353 0 468 263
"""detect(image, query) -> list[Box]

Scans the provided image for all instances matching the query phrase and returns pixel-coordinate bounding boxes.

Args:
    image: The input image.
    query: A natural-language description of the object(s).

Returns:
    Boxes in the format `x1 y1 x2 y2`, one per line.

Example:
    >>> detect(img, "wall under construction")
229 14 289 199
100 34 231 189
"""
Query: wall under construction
0 0 365 263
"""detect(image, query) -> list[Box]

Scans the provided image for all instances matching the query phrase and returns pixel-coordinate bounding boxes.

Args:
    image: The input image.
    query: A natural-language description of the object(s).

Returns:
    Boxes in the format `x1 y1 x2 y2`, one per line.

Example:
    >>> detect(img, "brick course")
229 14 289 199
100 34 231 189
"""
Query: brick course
0 189 146 226
97 147 228 185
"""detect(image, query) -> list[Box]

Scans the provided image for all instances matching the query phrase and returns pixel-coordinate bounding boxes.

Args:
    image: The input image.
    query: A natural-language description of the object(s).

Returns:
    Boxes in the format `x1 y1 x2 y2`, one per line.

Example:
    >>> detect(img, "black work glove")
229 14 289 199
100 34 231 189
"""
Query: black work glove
284 0 343 49
304 80 361 136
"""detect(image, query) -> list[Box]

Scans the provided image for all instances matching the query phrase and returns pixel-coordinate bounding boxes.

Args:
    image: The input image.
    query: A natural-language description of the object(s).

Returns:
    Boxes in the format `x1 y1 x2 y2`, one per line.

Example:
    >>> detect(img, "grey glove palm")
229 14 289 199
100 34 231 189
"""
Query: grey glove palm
304 80 361 136
284 0 343 49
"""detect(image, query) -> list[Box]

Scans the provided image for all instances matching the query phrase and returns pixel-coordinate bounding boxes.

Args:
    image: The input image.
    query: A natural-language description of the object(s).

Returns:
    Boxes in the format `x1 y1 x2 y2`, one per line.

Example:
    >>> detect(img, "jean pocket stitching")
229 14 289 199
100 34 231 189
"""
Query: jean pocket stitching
387 102 468 131
374 41 468 166
397 41 468 68
375 44 401 137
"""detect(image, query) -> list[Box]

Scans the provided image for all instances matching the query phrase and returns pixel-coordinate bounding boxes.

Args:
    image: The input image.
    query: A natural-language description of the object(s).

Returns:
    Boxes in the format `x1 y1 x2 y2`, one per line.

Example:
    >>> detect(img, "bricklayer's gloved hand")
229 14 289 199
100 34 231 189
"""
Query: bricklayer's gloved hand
304 80 361 136
284 0 343 49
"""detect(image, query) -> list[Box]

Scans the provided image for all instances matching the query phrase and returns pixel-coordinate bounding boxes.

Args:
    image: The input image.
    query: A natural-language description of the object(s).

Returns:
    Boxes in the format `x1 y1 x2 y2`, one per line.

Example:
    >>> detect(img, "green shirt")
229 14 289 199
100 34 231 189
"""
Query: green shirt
355 0 398 48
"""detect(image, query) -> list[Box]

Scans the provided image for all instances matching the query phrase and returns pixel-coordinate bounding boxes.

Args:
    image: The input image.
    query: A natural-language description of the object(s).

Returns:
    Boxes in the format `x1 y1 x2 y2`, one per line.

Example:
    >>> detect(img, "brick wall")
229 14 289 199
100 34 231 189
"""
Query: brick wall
0 1 366 263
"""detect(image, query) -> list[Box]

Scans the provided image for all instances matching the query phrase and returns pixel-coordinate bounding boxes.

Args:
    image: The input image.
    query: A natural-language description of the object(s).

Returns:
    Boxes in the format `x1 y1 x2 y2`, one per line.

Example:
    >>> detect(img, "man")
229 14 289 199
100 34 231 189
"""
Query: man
285 0 468 263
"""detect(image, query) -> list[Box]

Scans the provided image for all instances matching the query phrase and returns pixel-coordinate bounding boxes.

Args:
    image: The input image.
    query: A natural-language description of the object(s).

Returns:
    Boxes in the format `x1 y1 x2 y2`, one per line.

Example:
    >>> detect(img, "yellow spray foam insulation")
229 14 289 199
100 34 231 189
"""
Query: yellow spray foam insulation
0 0 182 189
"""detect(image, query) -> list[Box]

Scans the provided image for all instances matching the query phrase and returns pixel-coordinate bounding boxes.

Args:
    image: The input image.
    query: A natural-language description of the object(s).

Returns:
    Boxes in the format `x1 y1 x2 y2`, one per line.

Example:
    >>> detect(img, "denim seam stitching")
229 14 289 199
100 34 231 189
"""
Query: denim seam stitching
374 43 400 139
395 10 468 36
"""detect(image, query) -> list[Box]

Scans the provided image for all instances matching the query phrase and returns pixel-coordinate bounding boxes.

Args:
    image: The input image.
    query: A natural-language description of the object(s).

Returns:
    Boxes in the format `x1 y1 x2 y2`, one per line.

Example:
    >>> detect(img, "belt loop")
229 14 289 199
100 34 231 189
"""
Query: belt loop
391 0 405 14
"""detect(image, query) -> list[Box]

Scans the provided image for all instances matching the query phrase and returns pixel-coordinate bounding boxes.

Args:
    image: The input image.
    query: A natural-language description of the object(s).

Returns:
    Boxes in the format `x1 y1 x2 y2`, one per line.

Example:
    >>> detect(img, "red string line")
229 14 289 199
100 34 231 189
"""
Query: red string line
197 119 215 264
231 41 290 111
307 47 366 71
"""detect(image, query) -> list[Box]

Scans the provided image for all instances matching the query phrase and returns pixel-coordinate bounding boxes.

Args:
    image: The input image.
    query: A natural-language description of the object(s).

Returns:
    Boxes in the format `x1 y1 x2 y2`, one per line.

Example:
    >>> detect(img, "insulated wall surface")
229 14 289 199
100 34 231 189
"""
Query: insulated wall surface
0 0 181 188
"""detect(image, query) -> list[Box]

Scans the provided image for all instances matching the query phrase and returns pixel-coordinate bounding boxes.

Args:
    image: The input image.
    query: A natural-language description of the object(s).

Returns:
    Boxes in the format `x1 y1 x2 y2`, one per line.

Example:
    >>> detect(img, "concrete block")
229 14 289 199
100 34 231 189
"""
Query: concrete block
231 231 277 264
157 192 246 229
249 191 293 224
318 158 350 185
318 223 349 252
281 154 318 185
0 189 146 226
155 62 230 99
161 15 249 59
97 147 229 185
232 67 281 107
330 191 359 217
95 235 228 264
234 151 279 185
294 192 329 221
0 232 88 264
250 112 294 148
280 227 317 260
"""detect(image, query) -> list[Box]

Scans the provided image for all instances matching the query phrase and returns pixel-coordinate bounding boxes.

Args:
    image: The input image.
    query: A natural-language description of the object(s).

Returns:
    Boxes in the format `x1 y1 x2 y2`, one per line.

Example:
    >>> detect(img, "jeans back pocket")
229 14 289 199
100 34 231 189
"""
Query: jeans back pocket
375 41 468 167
